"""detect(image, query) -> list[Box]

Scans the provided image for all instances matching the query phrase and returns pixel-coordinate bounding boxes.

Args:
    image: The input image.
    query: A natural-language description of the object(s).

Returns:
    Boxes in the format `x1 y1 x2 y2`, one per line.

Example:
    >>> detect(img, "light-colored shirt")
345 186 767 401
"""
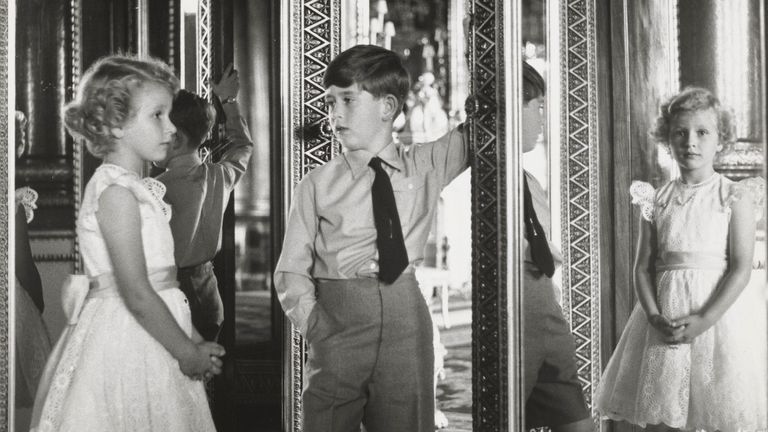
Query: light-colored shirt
157 103 253 268
523 170 563 272
275 126 469 334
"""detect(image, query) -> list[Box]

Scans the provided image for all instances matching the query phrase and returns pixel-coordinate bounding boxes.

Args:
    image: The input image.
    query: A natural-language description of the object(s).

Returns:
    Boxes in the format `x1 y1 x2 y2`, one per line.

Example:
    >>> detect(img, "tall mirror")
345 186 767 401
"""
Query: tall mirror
176 0 284 429
282 0 517 430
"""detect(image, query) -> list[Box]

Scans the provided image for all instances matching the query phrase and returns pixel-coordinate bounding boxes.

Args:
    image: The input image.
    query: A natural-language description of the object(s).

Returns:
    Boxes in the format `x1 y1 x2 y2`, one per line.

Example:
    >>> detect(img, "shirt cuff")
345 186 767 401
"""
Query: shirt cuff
287 299 316 337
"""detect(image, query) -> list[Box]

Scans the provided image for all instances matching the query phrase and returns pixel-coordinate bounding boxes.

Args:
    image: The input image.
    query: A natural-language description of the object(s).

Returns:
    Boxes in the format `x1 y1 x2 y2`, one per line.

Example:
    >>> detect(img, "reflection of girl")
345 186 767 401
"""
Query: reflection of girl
14 111 52 410
596 87 767 431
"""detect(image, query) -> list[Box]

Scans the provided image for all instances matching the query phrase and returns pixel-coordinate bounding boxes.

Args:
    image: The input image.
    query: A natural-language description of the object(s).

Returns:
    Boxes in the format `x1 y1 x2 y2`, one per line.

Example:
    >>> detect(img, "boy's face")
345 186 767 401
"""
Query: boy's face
522 96 545 153
324 83 390 152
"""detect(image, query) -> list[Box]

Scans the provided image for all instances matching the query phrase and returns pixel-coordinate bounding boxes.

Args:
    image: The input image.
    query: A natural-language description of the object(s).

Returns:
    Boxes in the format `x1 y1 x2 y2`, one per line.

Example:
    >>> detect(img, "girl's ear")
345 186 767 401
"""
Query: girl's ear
110 127 125 139
381 94 399 121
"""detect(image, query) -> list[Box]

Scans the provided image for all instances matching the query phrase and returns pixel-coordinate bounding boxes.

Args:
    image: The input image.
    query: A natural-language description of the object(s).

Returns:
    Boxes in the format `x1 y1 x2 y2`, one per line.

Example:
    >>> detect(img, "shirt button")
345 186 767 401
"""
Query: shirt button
370 263 377 269
408 183 414 190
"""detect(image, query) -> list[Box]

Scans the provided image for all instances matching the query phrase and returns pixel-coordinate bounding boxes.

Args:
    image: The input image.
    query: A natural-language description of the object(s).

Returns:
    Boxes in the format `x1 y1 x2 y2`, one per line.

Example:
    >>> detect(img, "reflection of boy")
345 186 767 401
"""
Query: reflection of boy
521 62 593 432
274 44 469 431
156 66 253 341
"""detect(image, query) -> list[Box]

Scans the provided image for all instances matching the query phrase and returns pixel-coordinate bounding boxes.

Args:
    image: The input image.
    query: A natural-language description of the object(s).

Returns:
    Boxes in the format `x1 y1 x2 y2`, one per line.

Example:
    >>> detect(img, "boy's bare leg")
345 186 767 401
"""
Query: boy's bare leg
551 417 593 432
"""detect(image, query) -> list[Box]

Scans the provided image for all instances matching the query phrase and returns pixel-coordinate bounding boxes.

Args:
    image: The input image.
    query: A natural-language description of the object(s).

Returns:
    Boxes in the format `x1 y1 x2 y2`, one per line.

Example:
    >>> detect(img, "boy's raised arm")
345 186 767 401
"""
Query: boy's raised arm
217 102 254 188
274 177 319 336
415 122 470 187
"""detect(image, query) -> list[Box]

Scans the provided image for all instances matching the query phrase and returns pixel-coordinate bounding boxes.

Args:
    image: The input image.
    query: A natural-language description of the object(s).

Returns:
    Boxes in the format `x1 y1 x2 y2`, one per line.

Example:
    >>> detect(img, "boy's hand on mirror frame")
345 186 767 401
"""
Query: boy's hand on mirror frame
212 63 239 102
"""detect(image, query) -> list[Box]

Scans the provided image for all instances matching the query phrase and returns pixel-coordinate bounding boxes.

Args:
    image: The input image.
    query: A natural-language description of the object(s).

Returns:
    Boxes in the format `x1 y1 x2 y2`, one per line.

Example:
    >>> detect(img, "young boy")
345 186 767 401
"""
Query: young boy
156 64 253 341
275 44 468 431
521 62 593 432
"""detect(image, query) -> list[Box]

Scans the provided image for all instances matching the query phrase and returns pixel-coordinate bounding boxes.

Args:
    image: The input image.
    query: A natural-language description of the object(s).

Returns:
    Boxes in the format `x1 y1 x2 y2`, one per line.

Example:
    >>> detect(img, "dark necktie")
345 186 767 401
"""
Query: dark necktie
523 176 555 277
369 157 409 284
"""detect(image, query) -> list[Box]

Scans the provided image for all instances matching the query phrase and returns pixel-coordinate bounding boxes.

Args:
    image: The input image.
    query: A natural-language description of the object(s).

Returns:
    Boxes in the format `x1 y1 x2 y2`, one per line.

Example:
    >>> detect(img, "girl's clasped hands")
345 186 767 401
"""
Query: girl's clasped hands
649 313 712 345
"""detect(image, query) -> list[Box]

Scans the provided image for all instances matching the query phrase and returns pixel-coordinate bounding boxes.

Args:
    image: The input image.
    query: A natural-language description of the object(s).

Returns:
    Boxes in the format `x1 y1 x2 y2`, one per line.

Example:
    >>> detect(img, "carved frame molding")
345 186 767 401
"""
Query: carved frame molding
559 0 601 423
468 0 511 429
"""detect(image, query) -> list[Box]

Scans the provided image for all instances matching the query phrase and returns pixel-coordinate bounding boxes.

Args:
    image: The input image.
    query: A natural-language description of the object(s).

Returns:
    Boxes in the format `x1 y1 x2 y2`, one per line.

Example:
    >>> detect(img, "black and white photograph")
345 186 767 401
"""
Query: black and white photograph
1 0 766 431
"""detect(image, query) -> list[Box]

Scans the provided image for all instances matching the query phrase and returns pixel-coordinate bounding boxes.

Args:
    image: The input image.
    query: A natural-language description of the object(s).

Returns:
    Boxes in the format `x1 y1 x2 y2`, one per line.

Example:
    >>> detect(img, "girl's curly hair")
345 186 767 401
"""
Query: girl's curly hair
650 86 737 146
63 54 179 159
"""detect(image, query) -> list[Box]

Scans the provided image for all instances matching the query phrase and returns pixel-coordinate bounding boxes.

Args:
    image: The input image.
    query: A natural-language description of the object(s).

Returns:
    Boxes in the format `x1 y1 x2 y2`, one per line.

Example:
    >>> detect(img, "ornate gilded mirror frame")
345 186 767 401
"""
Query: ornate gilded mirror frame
557 0 601 421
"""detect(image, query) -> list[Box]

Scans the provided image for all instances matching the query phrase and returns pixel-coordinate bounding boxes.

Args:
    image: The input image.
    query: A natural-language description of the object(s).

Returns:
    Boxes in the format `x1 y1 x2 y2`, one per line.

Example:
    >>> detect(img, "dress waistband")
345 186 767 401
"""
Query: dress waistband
656 251 727 271
87 266 179 299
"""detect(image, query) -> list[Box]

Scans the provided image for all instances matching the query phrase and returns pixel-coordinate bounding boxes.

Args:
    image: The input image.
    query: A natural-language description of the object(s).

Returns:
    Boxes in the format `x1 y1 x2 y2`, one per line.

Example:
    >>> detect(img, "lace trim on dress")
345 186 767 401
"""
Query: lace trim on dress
15 186 38 223
725 177 766 220
85 164 171 221
630 181 655 222
141 177 171 219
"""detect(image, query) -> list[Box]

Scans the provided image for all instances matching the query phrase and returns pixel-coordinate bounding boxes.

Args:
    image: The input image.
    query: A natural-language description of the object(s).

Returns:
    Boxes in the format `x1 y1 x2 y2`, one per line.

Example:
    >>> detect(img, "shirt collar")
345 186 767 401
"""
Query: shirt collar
165 151 203 170
343 141 403 179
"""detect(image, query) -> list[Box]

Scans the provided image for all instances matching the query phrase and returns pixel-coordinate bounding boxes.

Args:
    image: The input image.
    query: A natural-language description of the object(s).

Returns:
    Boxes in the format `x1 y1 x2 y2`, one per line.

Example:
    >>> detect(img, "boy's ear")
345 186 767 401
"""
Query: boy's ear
171 133 185 150
110 127 125 139
380 94 399 121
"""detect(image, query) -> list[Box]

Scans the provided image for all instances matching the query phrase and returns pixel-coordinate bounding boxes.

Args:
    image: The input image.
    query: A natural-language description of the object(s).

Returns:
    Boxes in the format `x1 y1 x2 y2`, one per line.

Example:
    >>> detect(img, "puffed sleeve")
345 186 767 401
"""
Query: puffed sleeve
726 177 766 220
15 187 38 223
629 181 656 222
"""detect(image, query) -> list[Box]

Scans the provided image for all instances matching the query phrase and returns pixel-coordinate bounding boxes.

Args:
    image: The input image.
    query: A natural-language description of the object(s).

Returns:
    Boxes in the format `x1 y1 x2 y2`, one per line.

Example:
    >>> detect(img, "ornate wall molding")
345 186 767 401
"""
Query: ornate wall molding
559 0 601 420
283 1 341 430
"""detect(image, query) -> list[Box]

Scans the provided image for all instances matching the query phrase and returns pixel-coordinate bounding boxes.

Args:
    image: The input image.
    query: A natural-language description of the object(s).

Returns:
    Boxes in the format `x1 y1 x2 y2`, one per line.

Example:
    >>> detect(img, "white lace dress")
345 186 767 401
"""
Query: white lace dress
596 173 767 431
29 164 215 432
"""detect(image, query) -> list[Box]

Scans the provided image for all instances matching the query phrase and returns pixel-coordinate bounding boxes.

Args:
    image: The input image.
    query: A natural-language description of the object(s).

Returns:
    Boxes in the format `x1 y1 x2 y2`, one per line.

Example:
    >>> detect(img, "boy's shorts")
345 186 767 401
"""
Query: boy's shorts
523 266 591 428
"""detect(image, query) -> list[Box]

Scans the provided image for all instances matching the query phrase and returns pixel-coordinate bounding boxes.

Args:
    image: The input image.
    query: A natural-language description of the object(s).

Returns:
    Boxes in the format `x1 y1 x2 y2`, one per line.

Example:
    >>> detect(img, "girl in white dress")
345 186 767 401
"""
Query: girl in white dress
29 55 225 432
596 87 767 431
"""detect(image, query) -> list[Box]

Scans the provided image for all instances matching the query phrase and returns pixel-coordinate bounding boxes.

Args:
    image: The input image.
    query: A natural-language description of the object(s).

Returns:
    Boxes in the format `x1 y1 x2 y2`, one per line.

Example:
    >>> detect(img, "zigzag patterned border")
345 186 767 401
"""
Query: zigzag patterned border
287 1 340 430
560 0 600 420
198 0 211 99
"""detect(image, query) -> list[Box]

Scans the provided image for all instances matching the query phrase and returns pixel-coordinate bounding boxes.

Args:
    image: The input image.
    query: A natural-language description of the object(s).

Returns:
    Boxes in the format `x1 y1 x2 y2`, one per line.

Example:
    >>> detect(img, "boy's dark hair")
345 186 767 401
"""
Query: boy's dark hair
170 89 216 147
523 62 546 103
323 44 410 114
